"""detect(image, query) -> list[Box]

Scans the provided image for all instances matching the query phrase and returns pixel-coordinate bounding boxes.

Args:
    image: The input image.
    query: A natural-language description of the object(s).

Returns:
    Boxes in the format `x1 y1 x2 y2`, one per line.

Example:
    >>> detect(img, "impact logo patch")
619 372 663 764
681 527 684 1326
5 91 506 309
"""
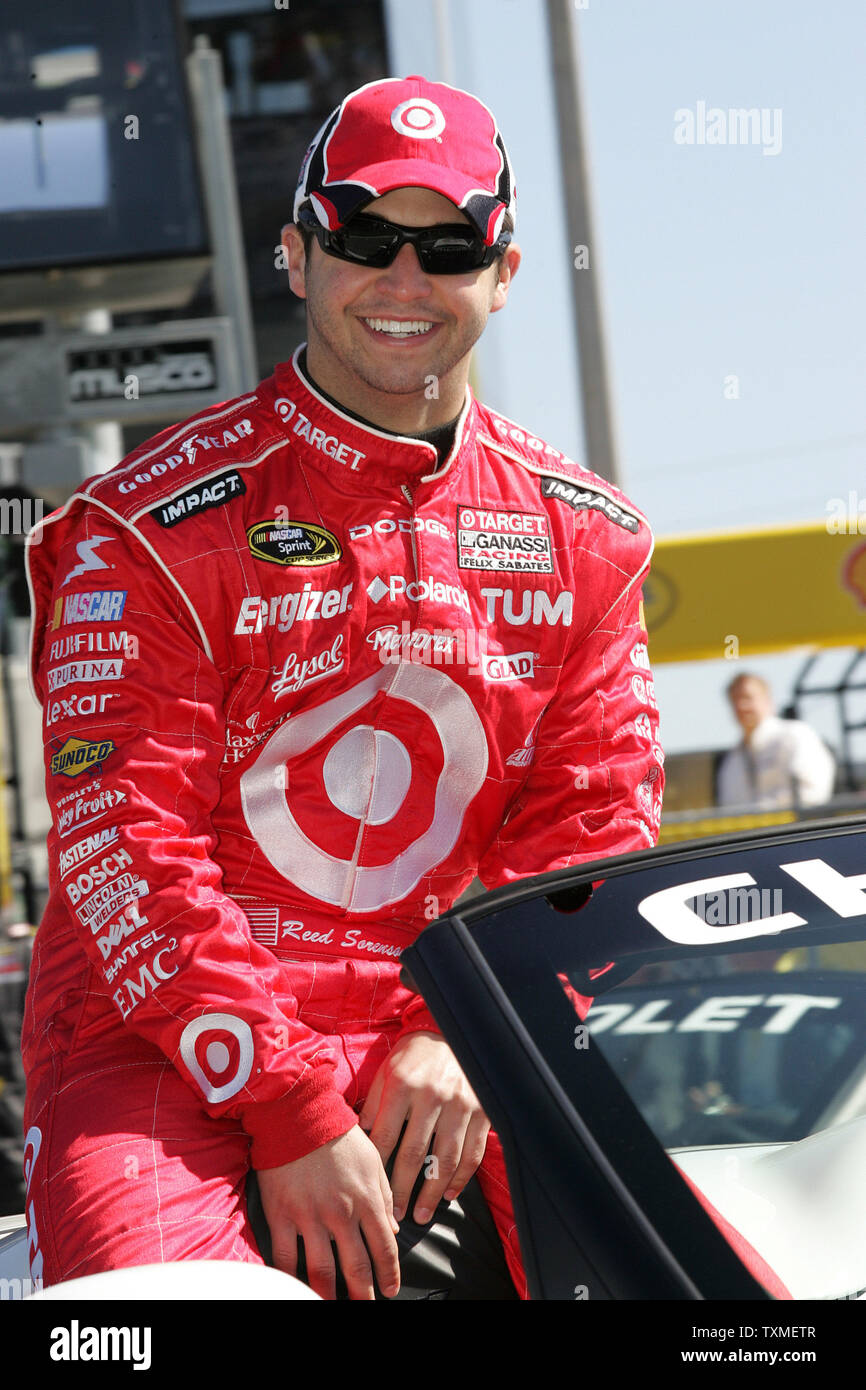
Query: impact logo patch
152 470 246 528
540 476 641 533
456 506 553 573
247 520 341 567
50 737 116 779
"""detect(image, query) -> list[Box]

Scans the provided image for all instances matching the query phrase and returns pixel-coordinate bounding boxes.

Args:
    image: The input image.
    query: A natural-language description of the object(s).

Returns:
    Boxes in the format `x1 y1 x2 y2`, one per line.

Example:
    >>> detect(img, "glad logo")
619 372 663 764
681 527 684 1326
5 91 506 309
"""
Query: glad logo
390 98 446 140
482 651 535 682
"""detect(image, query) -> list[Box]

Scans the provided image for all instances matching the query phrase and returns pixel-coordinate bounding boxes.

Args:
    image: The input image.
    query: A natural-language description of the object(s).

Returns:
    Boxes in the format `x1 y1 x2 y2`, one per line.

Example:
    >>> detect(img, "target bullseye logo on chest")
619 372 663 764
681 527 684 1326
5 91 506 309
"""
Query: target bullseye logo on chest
240 663 488 912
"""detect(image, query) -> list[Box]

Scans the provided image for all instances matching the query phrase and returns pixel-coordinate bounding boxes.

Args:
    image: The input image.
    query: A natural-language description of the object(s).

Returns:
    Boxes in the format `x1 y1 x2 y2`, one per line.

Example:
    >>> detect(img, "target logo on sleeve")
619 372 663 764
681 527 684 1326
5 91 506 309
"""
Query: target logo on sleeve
179 1014 254 1104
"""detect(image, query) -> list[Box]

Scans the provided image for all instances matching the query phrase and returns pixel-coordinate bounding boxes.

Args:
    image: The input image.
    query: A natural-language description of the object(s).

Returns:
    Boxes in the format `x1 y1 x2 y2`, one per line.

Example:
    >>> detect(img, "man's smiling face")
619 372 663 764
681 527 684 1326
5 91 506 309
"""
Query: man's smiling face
283 186 519 432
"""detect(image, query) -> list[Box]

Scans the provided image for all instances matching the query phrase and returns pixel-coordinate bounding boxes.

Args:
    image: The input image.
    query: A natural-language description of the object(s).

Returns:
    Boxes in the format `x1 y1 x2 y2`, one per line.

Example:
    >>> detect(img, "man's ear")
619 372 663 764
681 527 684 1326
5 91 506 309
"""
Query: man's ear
490 242 521 314
281 223 308 300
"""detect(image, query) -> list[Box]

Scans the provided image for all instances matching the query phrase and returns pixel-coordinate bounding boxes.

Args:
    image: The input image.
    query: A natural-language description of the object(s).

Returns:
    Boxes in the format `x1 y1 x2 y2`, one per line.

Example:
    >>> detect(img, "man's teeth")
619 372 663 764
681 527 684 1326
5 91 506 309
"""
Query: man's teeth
363 318 434 336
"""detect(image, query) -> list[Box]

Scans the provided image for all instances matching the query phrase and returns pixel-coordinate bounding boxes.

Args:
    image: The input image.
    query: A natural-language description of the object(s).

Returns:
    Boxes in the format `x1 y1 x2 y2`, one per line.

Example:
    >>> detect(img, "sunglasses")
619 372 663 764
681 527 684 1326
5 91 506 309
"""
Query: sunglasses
297 207 511 275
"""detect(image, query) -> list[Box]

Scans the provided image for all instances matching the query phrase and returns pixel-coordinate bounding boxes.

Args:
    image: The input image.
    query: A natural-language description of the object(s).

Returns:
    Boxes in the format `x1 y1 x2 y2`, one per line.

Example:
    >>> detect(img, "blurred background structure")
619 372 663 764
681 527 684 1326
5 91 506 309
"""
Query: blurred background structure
0 0 864 1210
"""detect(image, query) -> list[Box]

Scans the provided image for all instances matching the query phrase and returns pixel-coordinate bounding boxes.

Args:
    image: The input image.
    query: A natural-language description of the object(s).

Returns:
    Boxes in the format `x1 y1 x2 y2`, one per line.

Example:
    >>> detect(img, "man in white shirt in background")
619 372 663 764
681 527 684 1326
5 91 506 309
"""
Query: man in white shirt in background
716 672 836 810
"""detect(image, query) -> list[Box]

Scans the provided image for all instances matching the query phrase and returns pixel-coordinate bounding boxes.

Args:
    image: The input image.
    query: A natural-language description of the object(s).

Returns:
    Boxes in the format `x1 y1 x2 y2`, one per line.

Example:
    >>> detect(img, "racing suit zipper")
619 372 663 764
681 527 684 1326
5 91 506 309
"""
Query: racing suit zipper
400 483 420 584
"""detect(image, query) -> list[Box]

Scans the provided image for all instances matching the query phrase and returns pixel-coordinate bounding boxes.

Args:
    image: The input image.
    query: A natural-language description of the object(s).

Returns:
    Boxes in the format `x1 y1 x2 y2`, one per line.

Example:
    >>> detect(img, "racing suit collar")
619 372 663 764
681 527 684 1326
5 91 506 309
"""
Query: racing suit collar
270 345 475 493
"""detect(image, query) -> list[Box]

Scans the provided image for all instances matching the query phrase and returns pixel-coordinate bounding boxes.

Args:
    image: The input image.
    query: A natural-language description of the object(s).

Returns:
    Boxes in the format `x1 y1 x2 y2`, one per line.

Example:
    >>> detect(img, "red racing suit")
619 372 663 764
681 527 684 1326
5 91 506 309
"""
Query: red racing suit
22 348 663 1292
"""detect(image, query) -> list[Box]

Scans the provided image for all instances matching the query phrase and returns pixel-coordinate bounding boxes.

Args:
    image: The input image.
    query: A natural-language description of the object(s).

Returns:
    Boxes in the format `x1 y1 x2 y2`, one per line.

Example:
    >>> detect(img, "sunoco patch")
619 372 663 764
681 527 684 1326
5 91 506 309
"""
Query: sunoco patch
456 506 553 573
247 520 341 566
539 476 640 533
50 737 116 779
151 469 246 528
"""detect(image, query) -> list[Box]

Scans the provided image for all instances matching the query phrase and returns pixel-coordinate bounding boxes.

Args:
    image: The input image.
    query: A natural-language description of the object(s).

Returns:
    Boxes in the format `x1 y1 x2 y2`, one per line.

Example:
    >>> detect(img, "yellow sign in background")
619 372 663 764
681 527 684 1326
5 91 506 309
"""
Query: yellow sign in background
644 522 866 664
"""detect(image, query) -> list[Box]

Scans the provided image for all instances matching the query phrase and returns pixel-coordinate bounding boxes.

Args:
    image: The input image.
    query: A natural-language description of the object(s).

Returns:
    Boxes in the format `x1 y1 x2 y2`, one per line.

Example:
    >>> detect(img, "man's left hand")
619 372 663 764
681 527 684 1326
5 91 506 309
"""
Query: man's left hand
359 1032 490 1225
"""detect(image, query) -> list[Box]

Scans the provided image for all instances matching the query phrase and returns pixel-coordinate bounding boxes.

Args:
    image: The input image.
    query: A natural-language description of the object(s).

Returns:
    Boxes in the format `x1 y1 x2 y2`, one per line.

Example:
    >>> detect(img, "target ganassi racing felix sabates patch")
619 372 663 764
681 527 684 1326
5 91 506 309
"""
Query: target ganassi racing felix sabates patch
456 505 554 573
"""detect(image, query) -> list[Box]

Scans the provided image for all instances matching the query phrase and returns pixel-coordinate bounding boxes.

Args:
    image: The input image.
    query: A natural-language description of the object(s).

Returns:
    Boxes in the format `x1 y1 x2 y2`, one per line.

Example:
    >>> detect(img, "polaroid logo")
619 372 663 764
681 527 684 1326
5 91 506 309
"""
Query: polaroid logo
52 590 127 628
366 574 471 612
480 587 573 627
673 101 782 156
234 583 353 635
49 1320 151 1371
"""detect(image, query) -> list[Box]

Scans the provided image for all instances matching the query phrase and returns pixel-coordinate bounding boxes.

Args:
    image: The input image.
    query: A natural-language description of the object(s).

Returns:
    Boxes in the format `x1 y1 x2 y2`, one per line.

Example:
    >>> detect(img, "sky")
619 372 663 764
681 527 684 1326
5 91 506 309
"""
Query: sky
388 0 866 760
575 0 866 758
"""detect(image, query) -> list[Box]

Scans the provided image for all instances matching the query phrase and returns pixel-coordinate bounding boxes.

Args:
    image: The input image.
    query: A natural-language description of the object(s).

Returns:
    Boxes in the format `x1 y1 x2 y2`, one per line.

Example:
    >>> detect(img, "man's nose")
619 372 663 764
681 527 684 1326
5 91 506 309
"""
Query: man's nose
374 241 433 297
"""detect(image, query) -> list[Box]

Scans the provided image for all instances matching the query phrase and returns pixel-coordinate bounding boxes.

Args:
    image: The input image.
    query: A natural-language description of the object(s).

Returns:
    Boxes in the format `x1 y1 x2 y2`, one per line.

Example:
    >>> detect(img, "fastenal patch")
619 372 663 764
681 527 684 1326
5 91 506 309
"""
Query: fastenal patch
456 506 553 573
151 469 246 528
50 737 116 779
539 476 641 533
247 520 341 566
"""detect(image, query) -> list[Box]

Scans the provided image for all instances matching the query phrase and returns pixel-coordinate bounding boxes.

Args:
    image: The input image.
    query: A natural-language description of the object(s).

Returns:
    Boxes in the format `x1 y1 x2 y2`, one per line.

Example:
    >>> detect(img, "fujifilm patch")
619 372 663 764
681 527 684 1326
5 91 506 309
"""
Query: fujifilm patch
456 506 553 573
151 470 246 528
539 476 641 533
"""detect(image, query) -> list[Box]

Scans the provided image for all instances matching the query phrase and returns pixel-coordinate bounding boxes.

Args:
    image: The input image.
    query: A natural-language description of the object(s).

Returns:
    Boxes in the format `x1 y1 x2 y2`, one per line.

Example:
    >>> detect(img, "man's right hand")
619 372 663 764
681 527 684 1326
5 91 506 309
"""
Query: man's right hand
255 1126 401 1301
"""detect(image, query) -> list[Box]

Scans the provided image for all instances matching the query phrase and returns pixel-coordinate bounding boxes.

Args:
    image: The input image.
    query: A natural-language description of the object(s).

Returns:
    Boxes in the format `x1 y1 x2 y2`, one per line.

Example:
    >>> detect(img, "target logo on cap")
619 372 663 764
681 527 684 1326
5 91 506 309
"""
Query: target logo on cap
390 98 446 140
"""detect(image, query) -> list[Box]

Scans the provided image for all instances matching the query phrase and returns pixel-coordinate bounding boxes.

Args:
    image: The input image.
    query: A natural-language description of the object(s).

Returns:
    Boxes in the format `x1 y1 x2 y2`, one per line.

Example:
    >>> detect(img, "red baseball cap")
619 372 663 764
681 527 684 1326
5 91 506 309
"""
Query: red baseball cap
293 75 516 246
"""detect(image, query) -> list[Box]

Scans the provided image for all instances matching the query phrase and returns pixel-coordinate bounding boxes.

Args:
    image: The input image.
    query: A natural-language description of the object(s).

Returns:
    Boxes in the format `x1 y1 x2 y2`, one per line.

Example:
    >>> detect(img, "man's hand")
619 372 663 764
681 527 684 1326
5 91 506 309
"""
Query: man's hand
359 1032 490 1225
256 1126 401 1301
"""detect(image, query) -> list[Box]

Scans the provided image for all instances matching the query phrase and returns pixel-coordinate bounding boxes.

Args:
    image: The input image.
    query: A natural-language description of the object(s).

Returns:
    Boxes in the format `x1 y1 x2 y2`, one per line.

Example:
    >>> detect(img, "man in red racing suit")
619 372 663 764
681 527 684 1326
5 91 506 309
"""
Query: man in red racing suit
22 76 663 1299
